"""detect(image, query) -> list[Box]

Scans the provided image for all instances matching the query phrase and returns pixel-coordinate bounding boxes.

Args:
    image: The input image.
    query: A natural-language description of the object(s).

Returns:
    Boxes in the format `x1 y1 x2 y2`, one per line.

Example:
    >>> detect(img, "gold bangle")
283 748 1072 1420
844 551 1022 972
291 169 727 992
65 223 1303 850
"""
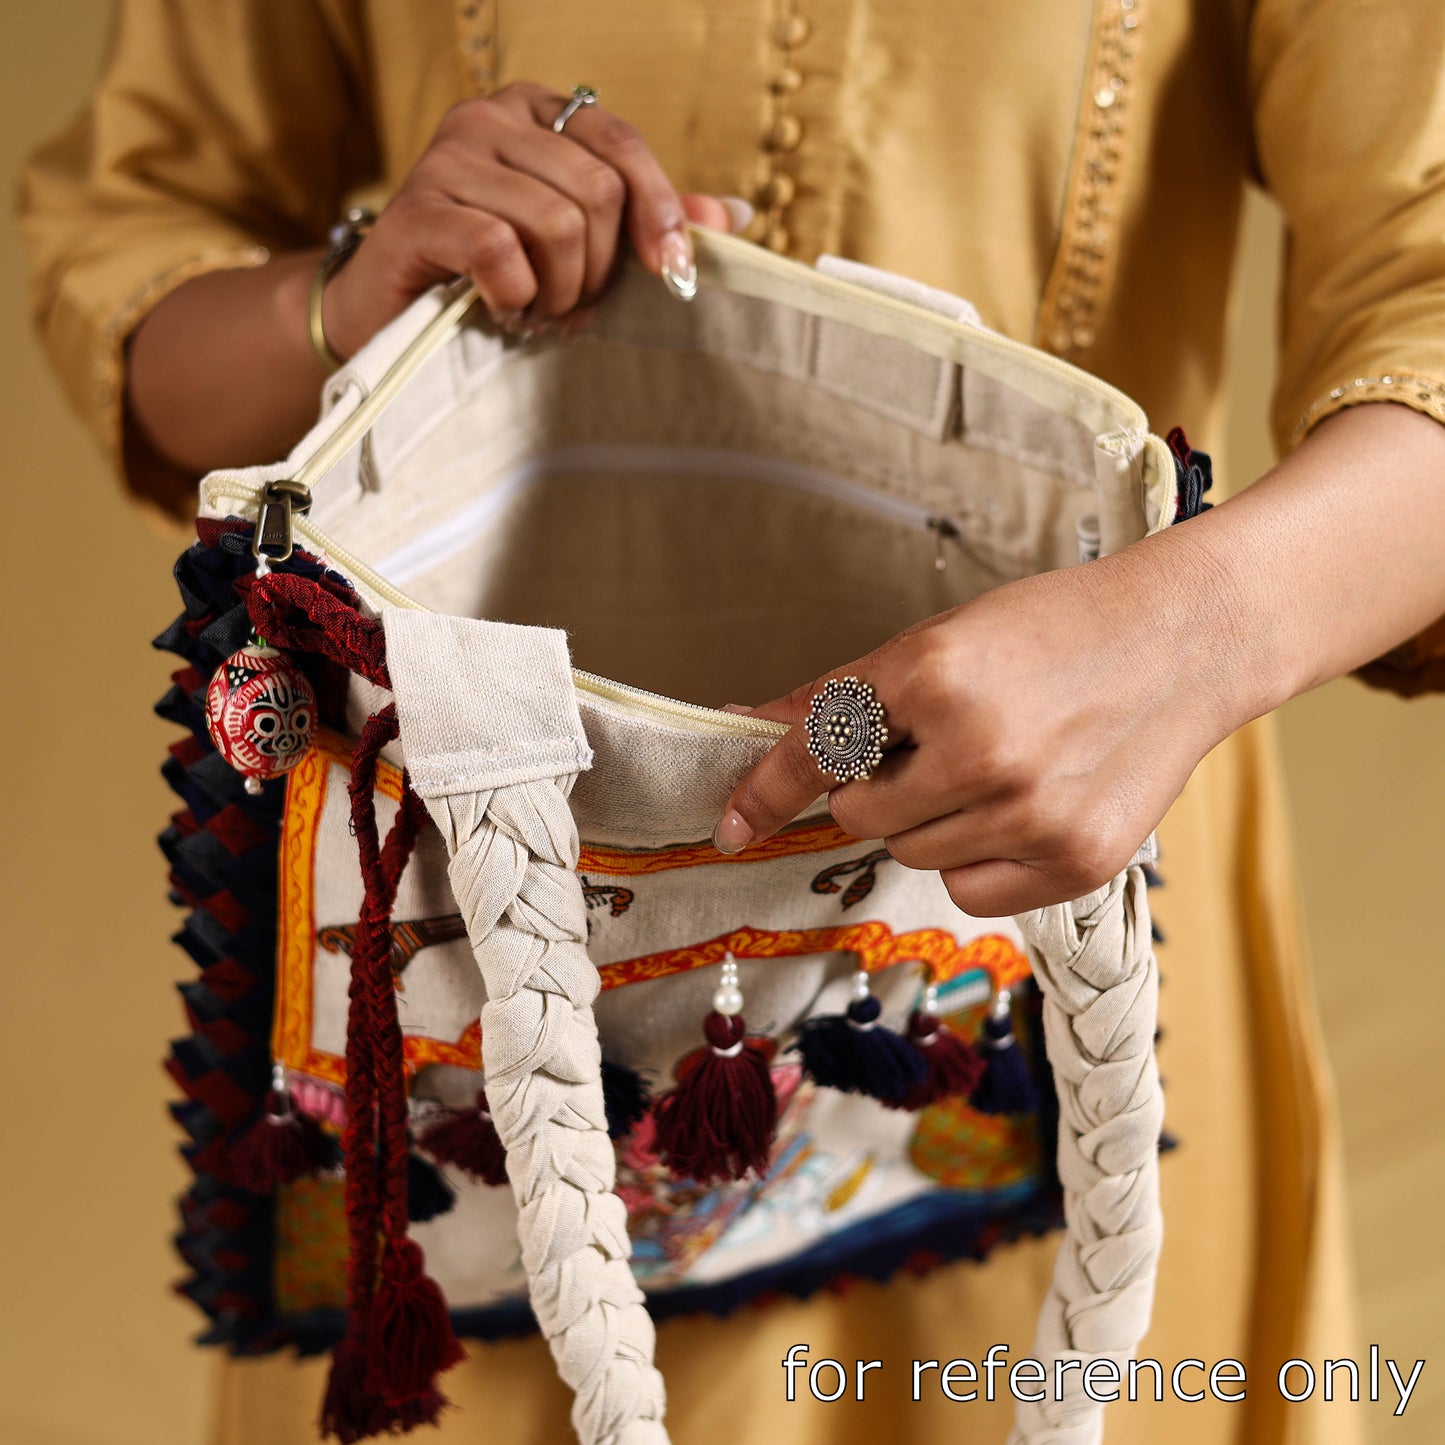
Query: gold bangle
308 206 375 373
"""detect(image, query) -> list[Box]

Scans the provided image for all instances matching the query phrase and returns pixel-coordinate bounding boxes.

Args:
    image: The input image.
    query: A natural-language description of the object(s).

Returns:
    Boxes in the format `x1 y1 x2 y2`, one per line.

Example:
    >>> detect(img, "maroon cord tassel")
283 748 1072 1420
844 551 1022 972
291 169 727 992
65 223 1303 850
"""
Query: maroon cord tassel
890 1009 985 1111
320 706 463 1439
320 1336 392 1445
418 1091 509 1186
366 1238 468 1406
652 1012 778 1184
228 1072 333 1193
320 1334 448 1444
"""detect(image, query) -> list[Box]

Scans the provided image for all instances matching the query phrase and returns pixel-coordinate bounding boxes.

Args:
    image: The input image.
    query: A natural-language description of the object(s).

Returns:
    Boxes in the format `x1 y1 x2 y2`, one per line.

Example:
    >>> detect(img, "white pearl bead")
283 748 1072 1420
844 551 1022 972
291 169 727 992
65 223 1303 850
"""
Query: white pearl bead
712 985 744 1016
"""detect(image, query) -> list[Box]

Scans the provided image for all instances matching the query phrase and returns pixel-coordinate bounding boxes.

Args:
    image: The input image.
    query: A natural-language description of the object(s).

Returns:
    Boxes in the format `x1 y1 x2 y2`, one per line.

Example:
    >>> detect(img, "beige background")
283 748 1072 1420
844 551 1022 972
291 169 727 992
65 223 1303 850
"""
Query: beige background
2 6 1441 1443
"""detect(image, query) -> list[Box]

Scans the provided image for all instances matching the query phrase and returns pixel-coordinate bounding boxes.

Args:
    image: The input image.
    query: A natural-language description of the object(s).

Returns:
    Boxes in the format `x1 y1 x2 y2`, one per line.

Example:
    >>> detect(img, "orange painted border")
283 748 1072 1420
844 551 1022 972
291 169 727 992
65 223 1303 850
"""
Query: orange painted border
275 730 1033 1086
577 818 861 875
597 926 1031 992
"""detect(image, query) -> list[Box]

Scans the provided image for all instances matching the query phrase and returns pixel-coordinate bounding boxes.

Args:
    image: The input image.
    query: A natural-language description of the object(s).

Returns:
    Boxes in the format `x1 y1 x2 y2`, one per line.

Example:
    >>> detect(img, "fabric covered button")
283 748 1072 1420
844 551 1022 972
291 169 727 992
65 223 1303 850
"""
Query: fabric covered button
767 114 803 152
770 66 804 94
774 15 811 47
760 172 797 207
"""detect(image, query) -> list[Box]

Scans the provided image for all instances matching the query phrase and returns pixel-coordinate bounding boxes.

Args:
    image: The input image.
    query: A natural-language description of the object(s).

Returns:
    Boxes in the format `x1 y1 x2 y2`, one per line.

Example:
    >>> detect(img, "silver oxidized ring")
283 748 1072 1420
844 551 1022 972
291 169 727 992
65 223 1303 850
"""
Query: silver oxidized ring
552 84 600 134
805 675 890 783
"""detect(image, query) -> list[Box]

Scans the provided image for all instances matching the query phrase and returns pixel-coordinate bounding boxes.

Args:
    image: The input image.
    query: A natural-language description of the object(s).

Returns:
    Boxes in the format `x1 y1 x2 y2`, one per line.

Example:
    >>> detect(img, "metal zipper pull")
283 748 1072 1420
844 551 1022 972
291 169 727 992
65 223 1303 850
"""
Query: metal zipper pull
251 478 314 570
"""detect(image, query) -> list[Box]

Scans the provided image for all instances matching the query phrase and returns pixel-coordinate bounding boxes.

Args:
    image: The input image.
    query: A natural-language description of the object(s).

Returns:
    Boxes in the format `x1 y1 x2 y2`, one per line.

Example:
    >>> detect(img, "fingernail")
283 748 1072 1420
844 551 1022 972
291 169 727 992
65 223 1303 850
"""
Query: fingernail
659 228 697 301
719 197 755 233
712 809 753 855
721 703 754 714
493 308 525 332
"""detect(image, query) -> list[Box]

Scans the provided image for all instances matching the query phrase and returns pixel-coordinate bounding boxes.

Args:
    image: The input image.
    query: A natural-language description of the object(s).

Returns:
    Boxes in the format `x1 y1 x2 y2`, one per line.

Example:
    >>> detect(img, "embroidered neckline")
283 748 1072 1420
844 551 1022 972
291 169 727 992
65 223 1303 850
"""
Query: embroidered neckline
1035 0 1144 359
455 0 498 95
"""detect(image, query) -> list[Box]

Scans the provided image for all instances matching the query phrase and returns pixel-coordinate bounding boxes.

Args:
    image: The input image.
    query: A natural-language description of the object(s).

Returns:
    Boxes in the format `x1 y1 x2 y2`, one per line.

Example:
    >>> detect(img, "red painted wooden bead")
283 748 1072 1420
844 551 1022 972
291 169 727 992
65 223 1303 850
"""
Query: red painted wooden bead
205 645 316 791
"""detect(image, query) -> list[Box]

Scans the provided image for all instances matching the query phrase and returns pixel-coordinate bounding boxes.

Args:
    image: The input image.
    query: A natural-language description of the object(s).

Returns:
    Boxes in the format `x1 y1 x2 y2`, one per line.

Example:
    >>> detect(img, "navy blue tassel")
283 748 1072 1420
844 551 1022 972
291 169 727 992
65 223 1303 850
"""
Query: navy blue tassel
601 1058 652 1140
1165 427 1214 521
406 1149 456 1222
970 990 1039 1116
793 972 928 1105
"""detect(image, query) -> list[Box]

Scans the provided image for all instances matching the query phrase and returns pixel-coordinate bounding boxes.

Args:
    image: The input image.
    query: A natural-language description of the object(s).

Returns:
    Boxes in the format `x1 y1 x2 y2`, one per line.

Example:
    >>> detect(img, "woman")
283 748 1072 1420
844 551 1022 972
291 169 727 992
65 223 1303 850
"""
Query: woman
19 3 1445 1442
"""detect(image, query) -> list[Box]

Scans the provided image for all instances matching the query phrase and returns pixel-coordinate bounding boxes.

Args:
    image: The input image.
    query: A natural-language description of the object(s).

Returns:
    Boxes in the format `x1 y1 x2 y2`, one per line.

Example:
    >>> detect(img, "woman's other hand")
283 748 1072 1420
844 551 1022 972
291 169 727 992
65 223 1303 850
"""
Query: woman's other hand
712 531 1245 918
716 403 1445 918
323 82 739 358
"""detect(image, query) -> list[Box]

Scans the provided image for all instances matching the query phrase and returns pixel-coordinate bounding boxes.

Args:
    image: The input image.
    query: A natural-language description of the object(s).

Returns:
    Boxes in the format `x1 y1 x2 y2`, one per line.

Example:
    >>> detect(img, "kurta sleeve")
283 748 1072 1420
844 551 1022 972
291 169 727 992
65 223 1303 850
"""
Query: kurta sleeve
1249 1 1445 694
17 0 378 516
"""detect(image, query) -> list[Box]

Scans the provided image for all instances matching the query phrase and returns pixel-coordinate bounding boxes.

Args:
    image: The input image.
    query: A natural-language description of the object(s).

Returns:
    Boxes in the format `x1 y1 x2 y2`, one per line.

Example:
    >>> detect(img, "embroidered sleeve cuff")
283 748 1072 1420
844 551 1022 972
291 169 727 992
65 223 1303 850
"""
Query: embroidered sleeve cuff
1289 372 1445 450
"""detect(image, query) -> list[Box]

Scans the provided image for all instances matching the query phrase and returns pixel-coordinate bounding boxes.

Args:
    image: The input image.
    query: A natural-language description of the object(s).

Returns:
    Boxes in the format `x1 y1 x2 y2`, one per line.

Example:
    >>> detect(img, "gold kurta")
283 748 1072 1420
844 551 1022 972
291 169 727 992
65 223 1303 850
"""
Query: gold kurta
20 2 1445 1441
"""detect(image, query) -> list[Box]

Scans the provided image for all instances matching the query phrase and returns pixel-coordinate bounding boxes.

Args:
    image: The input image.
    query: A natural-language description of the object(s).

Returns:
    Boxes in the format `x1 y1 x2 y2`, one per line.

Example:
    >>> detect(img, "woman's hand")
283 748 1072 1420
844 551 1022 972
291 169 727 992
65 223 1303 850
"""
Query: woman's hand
713 523 1251 918
323 82 737 358
716 403 1445 918
127 81 745 481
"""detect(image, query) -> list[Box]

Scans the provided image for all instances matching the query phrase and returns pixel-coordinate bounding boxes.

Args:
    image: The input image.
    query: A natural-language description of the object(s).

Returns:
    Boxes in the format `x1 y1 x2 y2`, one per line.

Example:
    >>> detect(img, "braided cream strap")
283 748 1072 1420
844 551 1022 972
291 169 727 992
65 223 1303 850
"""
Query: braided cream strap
386 612 669 1445
426 782 668 1445
1008 867 1164 1444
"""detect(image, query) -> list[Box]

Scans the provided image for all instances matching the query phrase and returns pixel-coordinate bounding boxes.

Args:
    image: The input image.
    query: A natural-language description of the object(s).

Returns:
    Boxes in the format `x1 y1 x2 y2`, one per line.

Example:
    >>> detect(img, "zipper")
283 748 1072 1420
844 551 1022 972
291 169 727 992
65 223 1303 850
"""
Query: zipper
571 668 787 738
367 444 967 588
699 226 1150 434
205 474 788 739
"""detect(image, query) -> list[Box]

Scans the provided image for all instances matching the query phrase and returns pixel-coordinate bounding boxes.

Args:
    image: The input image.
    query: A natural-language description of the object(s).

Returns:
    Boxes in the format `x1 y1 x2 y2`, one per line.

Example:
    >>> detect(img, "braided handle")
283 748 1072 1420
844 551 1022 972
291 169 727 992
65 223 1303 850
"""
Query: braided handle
386 611 668 1445
1007 866 1164 1443
422 781 669 1445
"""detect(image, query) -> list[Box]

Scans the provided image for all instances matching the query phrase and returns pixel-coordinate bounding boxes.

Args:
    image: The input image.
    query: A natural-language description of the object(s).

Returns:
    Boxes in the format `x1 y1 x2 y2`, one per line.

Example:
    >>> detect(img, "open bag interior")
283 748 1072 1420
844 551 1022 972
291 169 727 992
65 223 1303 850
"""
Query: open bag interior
280 239 1174 715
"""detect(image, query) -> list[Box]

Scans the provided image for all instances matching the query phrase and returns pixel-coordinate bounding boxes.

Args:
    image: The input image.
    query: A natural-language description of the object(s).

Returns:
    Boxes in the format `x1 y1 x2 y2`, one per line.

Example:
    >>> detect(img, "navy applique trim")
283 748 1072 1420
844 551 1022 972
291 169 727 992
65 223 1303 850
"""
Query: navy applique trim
1165 427 1214 522
156 521 358 1352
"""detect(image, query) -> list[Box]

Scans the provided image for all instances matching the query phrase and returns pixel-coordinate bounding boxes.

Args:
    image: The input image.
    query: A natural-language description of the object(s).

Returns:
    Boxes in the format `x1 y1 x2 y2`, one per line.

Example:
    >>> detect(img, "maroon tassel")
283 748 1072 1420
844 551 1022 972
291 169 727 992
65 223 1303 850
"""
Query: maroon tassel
229 1066 333 1193
321 1332 448 1444
417 1091 509 1186
652 1012 778 1184
892 1006 985 1111
320 707 462 1439
365 1239 467 1407
320 1334 391 1445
